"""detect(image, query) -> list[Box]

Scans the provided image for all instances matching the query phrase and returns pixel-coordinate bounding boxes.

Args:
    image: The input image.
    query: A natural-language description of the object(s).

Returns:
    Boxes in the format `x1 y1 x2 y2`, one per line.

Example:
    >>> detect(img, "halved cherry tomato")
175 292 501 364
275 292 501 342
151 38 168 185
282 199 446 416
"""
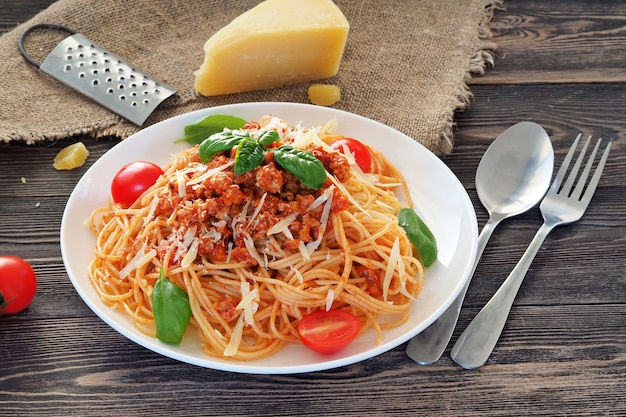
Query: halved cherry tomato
111 161 164 208
298 309 361 354
0 256 37 315
329 137 372 173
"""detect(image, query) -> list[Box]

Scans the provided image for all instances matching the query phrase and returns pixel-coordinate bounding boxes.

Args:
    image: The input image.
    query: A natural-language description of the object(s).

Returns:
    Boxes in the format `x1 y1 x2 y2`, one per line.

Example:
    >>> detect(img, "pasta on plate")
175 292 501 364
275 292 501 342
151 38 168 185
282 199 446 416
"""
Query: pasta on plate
88 116 425 360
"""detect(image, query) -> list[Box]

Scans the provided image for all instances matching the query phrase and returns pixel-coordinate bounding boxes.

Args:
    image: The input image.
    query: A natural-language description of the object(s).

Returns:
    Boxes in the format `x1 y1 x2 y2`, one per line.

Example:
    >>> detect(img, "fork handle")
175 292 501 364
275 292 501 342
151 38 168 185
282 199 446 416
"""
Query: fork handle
450 222 555 369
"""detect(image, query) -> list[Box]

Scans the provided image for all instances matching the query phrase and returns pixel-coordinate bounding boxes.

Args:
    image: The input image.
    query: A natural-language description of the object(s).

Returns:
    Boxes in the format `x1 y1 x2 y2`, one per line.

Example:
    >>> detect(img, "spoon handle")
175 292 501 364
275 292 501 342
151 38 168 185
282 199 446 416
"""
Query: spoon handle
405 216 500 364
450 222 554 369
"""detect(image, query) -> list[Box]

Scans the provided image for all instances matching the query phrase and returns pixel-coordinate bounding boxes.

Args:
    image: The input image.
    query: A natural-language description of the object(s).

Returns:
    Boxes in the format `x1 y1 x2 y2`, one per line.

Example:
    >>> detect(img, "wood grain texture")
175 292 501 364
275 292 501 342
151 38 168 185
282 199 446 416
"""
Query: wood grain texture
1 1 625 416
469 0 626 84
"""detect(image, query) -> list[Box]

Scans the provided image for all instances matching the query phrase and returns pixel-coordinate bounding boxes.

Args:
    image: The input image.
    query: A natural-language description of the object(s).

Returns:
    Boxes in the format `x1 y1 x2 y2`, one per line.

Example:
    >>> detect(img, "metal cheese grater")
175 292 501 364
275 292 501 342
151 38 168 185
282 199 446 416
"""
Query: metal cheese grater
18 24 177 126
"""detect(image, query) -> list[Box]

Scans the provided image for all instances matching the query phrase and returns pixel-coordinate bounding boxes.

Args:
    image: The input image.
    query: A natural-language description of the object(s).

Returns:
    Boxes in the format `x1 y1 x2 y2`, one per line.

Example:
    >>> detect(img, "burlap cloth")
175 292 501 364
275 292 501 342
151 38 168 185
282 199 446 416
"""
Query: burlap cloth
0 0 502 156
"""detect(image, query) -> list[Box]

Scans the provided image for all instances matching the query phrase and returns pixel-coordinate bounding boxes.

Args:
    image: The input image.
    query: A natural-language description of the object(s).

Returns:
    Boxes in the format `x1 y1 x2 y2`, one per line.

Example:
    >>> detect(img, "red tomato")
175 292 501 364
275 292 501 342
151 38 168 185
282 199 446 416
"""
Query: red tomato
111 161 164 208
0 256 37 315
298 310 361 354
329 137 372 173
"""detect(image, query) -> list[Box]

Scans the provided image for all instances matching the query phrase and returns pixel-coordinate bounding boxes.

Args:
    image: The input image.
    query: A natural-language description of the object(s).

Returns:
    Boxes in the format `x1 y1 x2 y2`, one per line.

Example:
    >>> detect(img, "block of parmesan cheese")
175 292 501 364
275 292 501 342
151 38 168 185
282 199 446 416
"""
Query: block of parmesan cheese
194 0 349 96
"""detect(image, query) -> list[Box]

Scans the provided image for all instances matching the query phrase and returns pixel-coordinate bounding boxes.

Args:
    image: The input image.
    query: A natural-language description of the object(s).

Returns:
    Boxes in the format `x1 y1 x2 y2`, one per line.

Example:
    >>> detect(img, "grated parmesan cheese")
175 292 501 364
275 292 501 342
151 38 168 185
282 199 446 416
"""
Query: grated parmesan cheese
181 240 199 268
290 266 304 284
119 247 157 279
267 212 299 235
143 194 160 226
242 232 266 267
223 314 245 356
236 282 259 325
327 172 367 215
382 237 401 301
249 192 267 226
186 160 234 185
305 185 334 256
176 171 186 198
325 289 335 311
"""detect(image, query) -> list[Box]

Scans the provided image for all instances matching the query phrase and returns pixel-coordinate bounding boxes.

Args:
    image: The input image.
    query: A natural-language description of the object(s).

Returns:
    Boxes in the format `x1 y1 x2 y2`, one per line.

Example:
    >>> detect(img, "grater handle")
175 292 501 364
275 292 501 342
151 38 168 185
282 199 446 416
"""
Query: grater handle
18 23 76 68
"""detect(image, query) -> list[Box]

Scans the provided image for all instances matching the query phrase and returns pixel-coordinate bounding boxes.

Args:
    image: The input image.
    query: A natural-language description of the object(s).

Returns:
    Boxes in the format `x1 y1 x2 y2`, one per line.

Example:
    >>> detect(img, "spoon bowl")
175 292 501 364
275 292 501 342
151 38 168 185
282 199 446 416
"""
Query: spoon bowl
477 122 555 219
406 121 554 365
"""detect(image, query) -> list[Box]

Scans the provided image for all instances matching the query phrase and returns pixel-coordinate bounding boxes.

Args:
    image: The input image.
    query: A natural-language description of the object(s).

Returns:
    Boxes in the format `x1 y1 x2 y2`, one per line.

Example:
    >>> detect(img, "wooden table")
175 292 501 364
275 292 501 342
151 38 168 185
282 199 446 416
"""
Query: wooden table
2 1 625 415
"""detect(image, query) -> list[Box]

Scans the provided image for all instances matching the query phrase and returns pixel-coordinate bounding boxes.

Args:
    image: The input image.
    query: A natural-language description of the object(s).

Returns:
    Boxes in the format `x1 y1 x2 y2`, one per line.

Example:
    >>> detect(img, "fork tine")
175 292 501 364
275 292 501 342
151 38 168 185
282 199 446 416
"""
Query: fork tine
571 138 602 200
561 134 591 196
580 139 612 205
552 133 582 193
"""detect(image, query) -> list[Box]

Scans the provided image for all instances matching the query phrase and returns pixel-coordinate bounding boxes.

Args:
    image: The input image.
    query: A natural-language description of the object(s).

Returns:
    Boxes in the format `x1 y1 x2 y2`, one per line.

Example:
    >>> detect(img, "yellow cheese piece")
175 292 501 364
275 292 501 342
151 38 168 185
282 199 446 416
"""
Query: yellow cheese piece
194 0 349 96
308 83 341 106
53 142 89 170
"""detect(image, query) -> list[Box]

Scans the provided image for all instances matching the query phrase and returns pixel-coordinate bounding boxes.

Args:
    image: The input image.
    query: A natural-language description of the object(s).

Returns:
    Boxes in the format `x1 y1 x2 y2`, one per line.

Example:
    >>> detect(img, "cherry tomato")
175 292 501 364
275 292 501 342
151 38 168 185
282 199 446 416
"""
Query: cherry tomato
111 161 164 208
329 137 372 173
298 309 361 354
0 256 37 315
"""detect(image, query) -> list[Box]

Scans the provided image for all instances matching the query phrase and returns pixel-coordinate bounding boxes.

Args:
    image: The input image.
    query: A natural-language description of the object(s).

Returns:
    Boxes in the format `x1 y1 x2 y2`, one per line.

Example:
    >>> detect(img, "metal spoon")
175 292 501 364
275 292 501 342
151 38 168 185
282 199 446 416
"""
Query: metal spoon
406 121 554 365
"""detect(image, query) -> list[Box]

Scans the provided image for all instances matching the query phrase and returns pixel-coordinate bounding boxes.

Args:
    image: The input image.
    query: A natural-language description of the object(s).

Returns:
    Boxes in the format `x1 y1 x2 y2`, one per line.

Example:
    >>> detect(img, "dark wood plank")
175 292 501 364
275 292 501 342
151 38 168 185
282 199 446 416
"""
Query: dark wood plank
0 0 56 33
1 304 624 416
470 0 626 84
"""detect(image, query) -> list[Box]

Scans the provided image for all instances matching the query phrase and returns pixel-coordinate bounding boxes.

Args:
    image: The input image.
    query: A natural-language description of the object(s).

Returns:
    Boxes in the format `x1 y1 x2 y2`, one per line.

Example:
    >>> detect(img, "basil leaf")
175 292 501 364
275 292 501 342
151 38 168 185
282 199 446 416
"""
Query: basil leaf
152 267 192 345
234 137 265 175
176 114 246 145
199 130 249 163
398 208 437 267
273 146 326 190
258 129 280 147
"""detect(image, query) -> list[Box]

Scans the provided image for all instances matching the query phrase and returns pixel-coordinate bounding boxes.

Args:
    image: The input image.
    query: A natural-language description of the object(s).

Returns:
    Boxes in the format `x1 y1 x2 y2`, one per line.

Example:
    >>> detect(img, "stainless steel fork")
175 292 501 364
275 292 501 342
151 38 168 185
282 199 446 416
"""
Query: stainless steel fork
450 134 612 369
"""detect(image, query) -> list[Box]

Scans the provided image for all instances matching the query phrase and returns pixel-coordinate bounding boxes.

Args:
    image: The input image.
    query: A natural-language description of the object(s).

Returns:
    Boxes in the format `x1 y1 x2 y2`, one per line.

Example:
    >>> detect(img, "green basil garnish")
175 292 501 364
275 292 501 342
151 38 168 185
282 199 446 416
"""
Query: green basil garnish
398 208 437 267
273 146 327 190
152 267 192 345
195 124 327 190
258 129 280 147
176 114 246 145
234 137 265 175
199 130 249 163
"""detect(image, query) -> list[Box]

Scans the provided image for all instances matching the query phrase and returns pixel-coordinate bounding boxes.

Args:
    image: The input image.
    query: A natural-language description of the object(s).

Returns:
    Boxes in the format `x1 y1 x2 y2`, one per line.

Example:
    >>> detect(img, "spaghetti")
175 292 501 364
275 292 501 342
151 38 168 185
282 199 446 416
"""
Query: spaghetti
88 116 424 360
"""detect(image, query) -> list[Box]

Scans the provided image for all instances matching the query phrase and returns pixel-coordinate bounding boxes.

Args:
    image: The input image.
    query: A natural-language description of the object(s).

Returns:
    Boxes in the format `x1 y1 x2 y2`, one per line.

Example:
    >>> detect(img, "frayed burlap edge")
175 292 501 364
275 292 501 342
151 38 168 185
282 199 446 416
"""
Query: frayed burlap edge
436 0 504 155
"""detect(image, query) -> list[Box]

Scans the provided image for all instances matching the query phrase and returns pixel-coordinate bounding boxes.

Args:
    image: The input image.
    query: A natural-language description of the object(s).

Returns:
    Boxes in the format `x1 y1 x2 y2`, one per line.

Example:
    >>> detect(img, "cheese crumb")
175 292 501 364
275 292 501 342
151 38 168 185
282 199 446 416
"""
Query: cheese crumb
53 142 89 170
308 84 341 106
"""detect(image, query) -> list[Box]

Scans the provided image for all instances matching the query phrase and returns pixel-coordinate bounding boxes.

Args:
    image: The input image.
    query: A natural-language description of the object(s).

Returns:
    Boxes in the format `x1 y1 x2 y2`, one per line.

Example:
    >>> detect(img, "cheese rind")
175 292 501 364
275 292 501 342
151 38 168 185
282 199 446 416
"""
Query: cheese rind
194 0 349 96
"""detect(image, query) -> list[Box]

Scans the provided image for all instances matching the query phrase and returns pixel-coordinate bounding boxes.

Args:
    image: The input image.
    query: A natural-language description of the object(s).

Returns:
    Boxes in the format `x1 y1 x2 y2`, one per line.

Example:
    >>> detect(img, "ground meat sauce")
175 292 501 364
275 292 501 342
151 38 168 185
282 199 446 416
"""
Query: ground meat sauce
155 141 351 266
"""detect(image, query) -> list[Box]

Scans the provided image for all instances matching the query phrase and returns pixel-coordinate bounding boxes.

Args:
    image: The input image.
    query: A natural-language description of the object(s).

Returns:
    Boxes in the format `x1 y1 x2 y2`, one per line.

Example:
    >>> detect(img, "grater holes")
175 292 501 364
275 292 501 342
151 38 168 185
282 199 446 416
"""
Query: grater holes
53 36 175 116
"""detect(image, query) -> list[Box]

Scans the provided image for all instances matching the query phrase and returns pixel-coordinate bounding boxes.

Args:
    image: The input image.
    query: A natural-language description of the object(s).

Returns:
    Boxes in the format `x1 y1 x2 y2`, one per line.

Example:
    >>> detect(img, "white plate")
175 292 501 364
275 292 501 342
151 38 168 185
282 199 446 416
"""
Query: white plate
61 102 477 374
